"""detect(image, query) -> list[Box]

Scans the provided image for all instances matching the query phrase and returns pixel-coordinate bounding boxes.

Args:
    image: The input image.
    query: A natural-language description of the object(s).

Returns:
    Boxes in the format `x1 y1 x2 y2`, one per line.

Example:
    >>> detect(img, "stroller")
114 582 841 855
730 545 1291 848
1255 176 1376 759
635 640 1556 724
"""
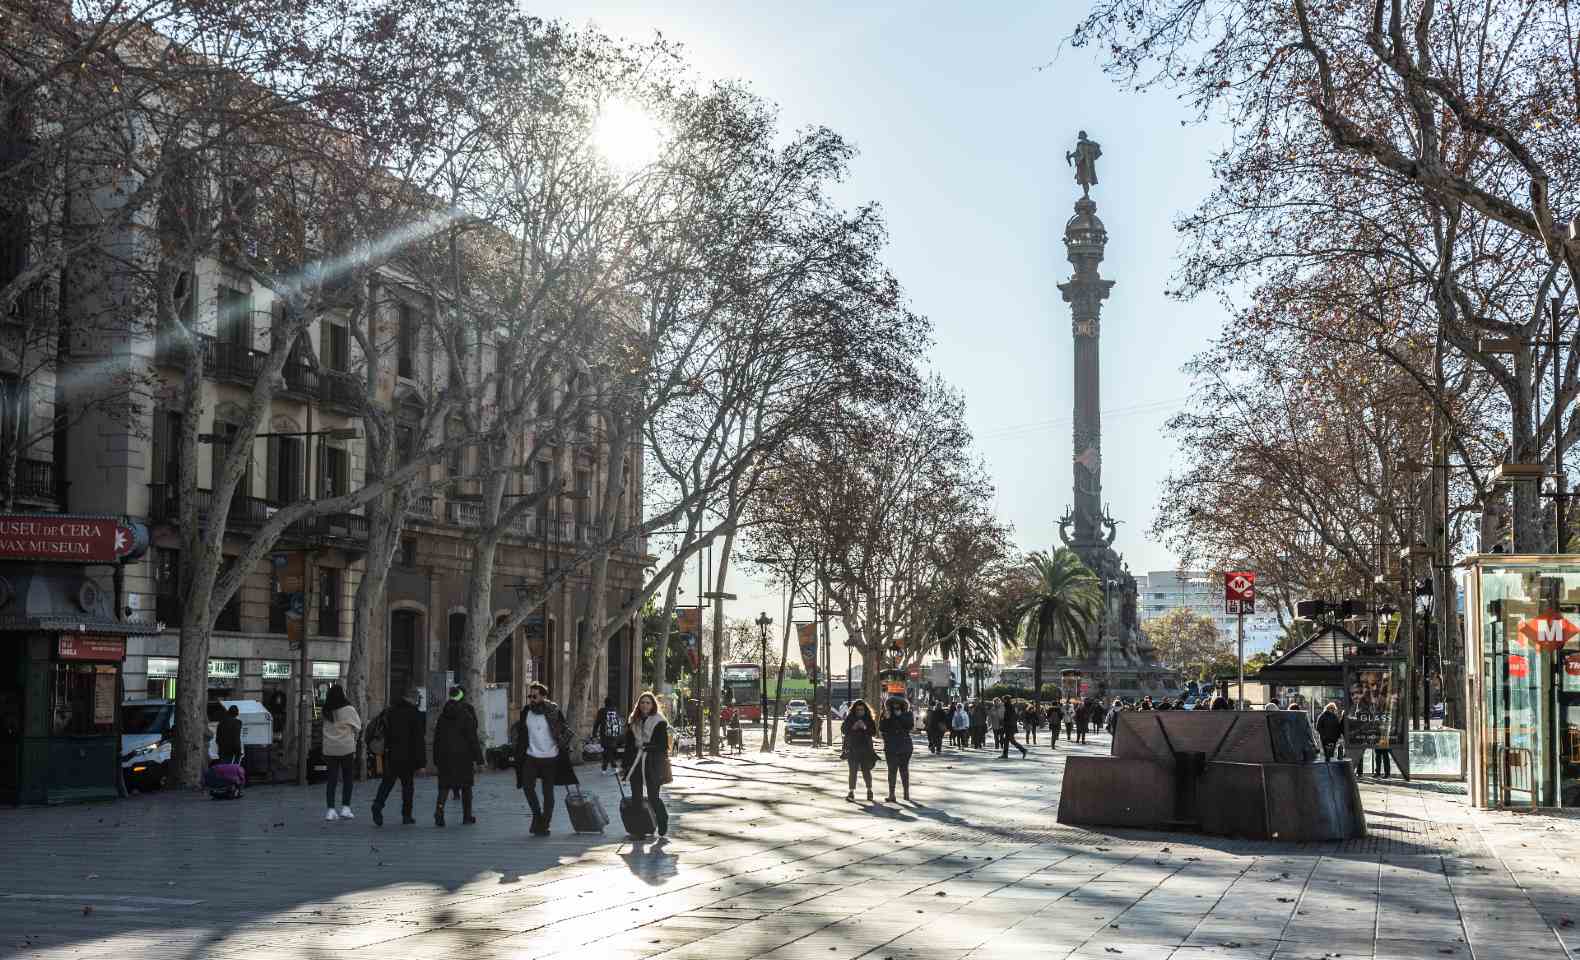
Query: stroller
204 762 246 800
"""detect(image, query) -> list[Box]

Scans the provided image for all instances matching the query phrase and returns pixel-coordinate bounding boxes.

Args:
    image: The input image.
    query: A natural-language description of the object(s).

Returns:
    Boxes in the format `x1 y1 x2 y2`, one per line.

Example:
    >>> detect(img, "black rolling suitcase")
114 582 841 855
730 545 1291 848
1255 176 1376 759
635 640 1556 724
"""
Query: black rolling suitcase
565 785 609 834
616 775 655 838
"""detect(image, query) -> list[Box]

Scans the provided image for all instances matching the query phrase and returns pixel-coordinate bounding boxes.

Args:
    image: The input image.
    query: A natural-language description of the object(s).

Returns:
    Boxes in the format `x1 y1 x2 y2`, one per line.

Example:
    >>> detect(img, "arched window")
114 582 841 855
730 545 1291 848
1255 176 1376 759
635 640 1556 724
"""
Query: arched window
448 612 467 675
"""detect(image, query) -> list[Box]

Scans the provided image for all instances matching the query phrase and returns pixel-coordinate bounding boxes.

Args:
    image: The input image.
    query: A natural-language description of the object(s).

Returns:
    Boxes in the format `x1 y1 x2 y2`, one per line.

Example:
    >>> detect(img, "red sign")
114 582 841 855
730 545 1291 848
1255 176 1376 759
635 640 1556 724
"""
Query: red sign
1225 571 1256 614
0 515 144 563
1517 612 1580 653
1509 654 1530 679
907 664 920 680
1565 655 1580 679
58 634 126 661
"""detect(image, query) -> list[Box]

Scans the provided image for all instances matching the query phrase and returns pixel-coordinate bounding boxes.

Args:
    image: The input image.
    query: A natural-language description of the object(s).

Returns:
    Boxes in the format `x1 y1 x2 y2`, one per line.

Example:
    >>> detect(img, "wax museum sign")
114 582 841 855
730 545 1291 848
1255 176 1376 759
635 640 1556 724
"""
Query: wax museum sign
0 514 147 563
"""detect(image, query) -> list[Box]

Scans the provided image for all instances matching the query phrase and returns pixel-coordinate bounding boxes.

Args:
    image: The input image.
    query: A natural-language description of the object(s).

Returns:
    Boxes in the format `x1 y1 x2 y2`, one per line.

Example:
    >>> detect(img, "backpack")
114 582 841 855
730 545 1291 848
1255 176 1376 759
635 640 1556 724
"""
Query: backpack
604 708 624 739
365 708 389 752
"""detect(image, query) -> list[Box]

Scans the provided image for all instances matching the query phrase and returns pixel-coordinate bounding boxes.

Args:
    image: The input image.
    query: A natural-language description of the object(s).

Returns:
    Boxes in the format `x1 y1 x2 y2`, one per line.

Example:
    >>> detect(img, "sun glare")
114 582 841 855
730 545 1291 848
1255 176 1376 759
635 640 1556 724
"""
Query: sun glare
593 98 664 171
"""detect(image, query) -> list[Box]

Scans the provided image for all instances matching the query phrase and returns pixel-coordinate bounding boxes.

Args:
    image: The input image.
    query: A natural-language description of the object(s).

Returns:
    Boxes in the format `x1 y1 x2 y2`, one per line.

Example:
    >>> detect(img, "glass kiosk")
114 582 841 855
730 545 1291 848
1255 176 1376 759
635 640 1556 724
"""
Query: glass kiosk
1462 555 1580 808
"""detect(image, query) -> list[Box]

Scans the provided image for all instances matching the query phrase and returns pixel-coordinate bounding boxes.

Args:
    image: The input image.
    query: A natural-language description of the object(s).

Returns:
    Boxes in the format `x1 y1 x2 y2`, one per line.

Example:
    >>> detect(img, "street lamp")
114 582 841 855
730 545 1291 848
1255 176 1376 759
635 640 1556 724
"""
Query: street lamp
755 611 772 733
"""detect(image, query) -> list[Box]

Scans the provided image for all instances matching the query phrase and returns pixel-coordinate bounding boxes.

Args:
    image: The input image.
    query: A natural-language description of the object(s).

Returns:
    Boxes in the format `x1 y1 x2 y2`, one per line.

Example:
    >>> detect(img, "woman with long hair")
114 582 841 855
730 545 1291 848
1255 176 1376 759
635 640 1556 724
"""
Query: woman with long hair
320 684 362 821
840 699 879 802
878 696 914 802
620 691 673 837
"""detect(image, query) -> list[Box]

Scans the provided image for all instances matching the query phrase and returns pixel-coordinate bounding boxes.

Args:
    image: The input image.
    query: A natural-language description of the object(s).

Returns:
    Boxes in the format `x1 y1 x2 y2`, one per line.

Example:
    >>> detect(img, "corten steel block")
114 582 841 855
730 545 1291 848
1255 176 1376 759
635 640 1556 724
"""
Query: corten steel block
1262 761 1366 841
1057 756 1175 828
1110 711 1321 765
1197 761 1270 837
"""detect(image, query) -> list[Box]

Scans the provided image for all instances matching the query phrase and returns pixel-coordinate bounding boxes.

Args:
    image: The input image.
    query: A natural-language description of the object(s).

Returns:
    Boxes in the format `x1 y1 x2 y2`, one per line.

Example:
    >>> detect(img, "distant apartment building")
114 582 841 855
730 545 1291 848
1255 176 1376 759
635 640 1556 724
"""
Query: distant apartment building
1139 570 1284 656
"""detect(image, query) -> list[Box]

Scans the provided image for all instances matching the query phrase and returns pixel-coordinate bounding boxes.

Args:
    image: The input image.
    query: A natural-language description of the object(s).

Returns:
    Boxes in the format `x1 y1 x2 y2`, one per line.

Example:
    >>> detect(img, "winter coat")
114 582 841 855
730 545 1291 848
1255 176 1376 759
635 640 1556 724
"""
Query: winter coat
322 705 362 759
620 717 672 788
513 701 578 787
998 702 1018 735
433 701 484 787
216 716 242 758
381 700 427 774
988 702 1005 730
1316 710 1345 744
926 706 948 734
879 709 914 761
1074 704 1089 730
841 712 879 771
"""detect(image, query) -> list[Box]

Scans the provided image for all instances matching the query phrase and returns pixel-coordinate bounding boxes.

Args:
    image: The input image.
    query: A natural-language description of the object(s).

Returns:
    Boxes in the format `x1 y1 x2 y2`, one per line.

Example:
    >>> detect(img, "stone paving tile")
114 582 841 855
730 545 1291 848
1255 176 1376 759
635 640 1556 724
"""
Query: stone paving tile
2 728 1578 960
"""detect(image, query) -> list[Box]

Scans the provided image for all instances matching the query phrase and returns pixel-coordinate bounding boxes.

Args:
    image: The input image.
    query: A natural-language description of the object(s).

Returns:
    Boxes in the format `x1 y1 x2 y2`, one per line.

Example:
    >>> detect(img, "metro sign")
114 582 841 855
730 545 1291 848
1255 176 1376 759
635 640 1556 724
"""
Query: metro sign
1225 571 1256 615
1517 612 1580 653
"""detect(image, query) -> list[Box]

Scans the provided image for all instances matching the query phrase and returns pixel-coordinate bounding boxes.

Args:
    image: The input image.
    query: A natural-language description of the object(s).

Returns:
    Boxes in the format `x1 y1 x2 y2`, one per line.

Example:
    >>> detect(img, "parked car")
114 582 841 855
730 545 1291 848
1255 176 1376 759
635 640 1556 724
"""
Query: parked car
784 710 814 742
120 698 236 790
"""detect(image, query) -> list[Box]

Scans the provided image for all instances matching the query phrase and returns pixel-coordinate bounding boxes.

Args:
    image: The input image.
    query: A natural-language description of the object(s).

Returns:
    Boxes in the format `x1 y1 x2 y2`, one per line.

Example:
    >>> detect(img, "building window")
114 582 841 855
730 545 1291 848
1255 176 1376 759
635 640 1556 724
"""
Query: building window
399 537 418 568
397 302 416 378
319 567 340 637
268 435 304 504
217 286 250 349
51 663 117 736
155 548 182 627
491 616 513 685
322 321 350 373
318 445 348 499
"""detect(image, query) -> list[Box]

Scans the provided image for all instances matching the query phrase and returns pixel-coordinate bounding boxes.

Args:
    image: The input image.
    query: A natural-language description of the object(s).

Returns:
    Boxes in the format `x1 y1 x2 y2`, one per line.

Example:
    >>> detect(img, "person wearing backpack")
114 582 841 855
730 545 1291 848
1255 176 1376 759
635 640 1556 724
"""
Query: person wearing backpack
592 697 625 772
371 685 426 826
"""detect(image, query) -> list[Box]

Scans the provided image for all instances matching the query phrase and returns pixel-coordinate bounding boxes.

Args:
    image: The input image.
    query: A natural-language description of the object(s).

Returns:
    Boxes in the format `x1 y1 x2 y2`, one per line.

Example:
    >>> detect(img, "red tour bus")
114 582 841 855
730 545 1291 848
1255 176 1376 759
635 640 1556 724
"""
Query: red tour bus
722 663 763 722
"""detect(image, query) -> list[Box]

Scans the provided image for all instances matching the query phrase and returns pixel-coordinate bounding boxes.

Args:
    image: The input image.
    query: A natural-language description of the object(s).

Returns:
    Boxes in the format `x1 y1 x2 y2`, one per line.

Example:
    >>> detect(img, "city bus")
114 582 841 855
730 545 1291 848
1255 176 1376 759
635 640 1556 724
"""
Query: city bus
722 662 763 722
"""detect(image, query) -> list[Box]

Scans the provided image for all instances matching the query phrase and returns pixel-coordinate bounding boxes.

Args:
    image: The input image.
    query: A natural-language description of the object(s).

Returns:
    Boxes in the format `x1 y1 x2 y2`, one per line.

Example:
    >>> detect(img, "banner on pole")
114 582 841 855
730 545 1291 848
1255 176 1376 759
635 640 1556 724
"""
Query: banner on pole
797 622 819 682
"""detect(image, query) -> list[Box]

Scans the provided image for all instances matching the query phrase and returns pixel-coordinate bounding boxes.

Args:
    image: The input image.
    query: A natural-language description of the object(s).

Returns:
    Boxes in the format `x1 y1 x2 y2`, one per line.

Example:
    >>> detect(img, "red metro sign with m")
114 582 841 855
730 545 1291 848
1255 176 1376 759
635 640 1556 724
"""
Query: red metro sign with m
1517 612 1580 653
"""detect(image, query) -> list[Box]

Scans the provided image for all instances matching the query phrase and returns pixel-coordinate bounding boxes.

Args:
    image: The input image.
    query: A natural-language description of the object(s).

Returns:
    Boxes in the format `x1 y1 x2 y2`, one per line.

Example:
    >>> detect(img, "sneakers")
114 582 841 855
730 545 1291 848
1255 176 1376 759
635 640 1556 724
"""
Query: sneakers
337 806 355 820
324 808 339 821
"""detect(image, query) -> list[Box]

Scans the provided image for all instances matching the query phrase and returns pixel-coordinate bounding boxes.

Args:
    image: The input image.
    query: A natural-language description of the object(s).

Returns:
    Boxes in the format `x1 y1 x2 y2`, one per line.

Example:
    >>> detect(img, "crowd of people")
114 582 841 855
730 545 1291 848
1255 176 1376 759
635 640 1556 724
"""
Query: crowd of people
306 681 675 840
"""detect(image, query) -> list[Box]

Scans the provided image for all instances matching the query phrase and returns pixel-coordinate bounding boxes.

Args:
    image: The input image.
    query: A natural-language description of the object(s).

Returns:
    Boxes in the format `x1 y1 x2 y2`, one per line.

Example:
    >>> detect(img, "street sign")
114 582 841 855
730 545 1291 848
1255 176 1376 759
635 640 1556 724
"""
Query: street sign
1225 571 1256 614
1517 612 1580 652
1509 654 1530 679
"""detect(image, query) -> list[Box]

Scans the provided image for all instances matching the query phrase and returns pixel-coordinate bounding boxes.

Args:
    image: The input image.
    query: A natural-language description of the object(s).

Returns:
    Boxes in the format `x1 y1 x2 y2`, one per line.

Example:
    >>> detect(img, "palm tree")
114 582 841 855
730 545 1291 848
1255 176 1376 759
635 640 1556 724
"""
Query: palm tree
930 605 996 699
1012 549 1101 704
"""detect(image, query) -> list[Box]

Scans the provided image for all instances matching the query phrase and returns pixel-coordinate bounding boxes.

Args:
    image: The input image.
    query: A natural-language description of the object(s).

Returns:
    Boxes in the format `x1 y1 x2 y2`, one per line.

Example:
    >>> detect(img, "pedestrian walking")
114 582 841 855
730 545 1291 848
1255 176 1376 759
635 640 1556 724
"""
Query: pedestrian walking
433 686 484 827
1210 694 1233 711
321 684 361 821
1316 701 1344 762
592 697 625 771
1064 700 1076 740
371 685 426 826
216 705 242 765
1047 701 1063 745
1074 700 1090 744
925 702 947 754
1024 703 1041 745
620 691 673 838
513 682 578 836
998 696 1028 759
989 698 1005 751
970 700 988 749
1106 698 1122 735
841 700 879 802
879 696 914 802
949 701 969 748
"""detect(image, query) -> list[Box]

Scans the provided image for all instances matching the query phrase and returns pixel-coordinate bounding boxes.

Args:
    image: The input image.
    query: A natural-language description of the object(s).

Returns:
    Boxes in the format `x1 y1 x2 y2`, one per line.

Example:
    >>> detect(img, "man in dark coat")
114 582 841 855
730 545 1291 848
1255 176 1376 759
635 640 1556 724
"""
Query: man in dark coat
216 705 243 765
1316 702 1345 761
433 686 484 826
514 682 577 836
371 686 426 826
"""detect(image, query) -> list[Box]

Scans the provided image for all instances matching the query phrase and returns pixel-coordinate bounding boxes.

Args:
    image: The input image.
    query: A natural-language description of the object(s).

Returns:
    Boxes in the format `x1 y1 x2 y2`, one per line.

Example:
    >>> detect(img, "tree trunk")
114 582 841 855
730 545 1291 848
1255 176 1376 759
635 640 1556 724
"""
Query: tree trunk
1032 627 1045 706
174 557 219 785
706 525 739 756
765 615 791 751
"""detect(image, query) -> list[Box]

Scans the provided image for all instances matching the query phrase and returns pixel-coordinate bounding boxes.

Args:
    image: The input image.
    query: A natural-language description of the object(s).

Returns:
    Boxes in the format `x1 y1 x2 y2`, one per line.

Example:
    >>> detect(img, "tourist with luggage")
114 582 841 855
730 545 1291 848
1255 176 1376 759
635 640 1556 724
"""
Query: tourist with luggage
1316 701 1345 761
513 682 577 836
841 699 879 802
321 684 362 821
371 685 426 826
433 686 483 827
592 697 625 772
879 696 914 802
619 691 672 838
998 696 1028 759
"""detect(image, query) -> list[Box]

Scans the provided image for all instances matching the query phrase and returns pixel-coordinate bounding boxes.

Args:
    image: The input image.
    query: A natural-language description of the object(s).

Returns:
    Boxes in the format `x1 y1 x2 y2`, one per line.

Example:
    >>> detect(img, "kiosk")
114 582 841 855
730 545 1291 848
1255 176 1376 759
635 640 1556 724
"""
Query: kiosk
1461 555 1580 808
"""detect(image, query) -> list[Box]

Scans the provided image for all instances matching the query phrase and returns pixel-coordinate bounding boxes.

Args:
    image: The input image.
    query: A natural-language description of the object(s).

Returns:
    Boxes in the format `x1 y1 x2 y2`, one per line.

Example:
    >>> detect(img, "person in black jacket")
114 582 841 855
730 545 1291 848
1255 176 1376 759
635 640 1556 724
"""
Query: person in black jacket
371 687 426 826
1316 701 1345 761
619 691 672 838
432 686 483 827
999 697 1028 759
924 703 947 754
879 697 914 802
216 705 243 765
592 697 624 772
841 700 879 801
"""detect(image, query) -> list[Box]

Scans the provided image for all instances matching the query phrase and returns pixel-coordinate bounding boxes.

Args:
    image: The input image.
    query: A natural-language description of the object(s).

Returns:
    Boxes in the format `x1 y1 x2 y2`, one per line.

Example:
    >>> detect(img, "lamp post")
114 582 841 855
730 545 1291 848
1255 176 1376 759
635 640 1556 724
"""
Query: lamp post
755 611 772 732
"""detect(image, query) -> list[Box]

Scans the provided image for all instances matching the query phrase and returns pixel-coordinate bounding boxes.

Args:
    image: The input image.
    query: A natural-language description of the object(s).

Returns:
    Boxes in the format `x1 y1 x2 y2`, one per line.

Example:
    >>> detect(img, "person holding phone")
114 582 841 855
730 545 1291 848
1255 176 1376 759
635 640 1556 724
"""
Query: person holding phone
879 696 915 802
841 700 879 802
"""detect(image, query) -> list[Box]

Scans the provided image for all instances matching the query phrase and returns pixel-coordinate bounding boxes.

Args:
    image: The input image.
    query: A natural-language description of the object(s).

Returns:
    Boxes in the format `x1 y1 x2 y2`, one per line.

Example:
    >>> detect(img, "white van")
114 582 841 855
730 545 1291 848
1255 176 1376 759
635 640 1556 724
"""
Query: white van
120 698 272 790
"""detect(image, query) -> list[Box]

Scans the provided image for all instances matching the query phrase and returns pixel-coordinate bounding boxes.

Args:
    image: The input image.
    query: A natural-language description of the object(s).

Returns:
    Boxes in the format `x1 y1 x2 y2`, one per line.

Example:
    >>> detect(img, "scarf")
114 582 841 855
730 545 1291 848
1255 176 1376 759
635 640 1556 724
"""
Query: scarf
629 712 663 781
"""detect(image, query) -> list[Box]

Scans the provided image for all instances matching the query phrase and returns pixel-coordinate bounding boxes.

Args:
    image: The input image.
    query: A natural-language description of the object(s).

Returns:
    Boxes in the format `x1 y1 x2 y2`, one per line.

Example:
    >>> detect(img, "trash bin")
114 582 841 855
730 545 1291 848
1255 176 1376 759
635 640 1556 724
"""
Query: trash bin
244 744 271 781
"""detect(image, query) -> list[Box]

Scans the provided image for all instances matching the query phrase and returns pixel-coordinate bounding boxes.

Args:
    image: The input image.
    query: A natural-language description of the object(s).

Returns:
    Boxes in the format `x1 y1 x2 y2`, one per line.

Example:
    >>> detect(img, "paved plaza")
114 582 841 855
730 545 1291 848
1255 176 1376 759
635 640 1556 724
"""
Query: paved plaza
1 729 1577 960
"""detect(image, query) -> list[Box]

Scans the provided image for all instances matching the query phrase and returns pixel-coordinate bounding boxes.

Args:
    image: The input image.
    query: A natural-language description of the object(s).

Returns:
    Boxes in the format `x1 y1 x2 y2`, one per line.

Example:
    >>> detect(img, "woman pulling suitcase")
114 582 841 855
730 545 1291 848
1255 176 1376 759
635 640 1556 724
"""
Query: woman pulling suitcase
619 691 673 839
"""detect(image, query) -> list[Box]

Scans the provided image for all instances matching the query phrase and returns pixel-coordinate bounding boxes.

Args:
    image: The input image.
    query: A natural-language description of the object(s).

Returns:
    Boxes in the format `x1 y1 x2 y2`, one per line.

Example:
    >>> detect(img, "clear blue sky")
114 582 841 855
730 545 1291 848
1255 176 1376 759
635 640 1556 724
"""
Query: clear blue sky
529 1 1234 634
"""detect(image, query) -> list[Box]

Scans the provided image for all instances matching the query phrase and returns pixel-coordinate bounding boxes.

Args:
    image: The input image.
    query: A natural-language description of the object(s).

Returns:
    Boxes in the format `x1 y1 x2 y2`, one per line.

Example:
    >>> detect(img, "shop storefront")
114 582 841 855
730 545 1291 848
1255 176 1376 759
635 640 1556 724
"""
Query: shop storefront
0 511 151 804
1462 555 1580 808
